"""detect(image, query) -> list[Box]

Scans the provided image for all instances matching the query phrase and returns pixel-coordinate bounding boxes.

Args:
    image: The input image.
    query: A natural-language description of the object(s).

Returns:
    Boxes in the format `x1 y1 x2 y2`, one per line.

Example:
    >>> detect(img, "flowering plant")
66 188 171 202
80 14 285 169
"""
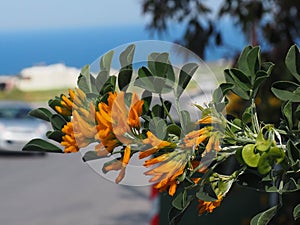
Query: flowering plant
23 43 300 225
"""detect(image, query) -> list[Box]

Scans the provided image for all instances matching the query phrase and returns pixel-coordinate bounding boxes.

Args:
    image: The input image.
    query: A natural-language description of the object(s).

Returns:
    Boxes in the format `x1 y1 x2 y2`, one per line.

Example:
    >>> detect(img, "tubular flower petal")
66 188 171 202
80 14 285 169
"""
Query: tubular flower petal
204 133 221 155
128 93 144 128
101 146 131 184
95 91 144 153
183 127 211 148
197 195 222 214
103 159 122 173
144 150 191 196
60 102 97 153
55 106 71 116
115 145 131 184
196 115 222 124
61 122 79 153
139 131 172 159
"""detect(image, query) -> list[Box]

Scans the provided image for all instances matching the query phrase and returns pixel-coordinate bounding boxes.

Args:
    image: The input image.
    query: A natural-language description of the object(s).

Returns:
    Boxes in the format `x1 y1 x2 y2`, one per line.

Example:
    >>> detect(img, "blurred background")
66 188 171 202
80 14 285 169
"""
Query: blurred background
0 0 299 225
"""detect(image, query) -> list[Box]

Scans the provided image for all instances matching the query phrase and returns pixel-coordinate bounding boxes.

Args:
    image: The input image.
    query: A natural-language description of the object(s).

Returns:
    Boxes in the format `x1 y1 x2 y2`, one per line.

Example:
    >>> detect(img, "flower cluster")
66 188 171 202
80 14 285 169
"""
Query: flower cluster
23 44 300 225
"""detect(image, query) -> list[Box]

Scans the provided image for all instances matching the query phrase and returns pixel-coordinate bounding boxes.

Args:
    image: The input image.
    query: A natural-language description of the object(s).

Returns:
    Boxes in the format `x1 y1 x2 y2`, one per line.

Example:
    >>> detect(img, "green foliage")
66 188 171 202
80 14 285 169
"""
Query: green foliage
29 107 53 122
250 206 279 225
23 139 63 153
21 43 300 225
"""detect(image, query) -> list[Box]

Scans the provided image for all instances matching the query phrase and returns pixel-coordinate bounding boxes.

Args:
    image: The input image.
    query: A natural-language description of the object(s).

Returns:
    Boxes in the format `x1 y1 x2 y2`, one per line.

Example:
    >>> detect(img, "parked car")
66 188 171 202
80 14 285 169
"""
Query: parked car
0 101 49 152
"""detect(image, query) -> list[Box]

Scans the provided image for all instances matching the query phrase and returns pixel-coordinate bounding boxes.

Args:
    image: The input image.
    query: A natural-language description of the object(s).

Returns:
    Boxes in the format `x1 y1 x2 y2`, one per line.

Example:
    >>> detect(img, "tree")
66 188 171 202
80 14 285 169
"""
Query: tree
141 0 300 60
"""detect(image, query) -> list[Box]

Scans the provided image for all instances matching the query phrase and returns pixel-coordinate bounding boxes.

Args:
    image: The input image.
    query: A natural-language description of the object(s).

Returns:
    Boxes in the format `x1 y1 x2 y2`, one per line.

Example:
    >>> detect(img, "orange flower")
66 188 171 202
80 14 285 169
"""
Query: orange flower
102 145 131 184
54 88 87 116
183 127 211 148
61 122 79 153
204 132 221 155
128 93 144 128
95 91 144 153
139 131 173 159
144 150 191 196
60 101 97 153
197 195 222 214
196 115 222 124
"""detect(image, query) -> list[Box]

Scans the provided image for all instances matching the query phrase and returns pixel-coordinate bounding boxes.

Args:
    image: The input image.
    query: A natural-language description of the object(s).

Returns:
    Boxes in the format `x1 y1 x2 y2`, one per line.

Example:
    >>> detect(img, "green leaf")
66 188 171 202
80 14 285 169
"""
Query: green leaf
224 69 250 100
295 105 300 120
180 110 195 134
212 83 234 103
168 200 192 225
96 50 114 92
29 107 53 122
50 114 67 131
285 45 300 82
176 63 198 97
261 62 274 76
167 124 182 138
172 191 186 210
242 106 252 124
247 46 261 79
48 97 61 111
283 101 293 129
118 69 132 91
250 205 278 225
196 189 218 202
118 45 135 91
78 65 93 93
293 203 300 220
46 130 64 142
286 140 300 169
271 81 300 102
96 71 109 92
253 71 270 96
242 144 260 167
120 44 135 68
135 68 173 94
149 117 167 139
82 151 108 162
100 50 114 72
141 90 152 113
237 46 252 76
22 138 63 153
155 53 170 78
229 68 252 91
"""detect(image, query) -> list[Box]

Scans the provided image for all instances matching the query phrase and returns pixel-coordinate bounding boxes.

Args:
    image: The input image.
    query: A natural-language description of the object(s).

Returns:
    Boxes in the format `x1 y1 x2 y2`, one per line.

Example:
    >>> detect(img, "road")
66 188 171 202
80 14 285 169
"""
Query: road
0 152 151 225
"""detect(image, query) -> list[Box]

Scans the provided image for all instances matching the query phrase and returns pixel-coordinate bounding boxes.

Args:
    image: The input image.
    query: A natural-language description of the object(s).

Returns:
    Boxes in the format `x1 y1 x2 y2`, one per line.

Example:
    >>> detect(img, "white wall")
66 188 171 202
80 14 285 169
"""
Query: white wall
16 64 80 91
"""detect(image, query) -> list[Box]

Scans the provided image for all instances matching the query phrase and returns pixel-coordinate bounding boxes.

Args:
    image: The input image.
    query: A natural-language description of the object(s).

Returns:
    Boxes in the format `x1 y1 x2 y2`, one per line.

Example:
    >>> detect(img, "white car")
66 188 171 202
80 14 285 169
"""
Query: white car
0 101 49 152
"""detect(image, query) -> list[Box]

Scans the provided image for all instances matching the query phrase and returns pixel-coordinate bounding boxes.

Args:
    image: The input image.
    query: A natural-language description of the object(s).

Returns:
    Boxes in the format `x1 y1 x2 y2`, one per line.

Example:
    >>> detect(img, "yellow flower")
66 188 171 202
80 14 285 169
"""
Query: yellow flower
144 150 190 196
197 195 222 214
139 131 173 159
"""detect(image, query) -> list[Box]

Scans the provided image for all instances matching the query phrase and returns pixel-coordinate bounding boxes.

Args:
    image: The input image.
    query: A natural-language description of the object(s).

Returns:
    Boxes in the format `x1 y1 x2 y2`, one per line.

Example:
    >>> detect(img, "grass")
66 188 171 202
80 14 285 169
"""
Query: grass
0 88 68 102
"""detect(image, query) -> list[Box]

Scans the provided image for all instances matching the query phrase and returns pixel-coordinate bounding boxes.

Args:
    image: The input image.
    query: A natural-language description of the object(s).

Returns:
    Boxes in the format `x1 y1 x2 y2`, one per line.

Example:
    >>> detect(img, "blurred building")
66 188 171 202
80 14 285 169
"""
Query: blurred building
15 63 79 91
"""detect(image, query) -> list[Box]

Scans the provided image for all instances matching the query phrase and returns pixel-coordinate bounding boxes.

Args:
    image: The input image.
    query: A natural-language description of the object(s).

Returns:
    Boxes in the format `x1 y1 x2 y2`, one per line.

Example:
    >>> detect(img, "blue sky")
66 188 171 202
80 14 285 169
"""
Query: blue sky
0 0 146 31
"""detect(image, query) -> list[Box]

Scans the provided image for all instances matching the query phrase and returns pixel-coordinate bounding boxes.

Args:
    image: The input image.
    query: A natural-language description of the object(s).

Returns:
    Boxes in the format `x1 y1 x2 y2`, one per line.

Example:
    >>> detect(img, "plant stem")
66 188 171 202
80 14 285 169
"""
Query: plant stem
251 98 260 134
159 94 175 124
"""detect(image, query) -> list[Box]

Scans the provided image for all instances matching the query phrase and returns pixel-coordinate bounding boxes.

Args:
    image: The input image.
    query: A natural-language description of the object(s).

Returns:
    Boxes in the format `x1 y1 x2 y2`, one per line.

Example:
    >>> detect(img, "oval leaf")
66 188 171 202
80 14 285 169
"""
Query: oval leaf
29 107 53 122
22 138 63 153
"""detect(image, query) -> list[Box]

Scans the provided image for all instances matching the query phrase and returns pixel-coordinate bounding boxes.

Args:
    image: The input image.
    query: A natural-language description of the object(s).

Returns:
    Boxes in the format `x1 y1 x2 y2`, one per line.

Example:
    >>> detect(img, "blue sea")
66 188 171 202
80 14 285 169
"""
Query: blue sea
0 23 248 75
